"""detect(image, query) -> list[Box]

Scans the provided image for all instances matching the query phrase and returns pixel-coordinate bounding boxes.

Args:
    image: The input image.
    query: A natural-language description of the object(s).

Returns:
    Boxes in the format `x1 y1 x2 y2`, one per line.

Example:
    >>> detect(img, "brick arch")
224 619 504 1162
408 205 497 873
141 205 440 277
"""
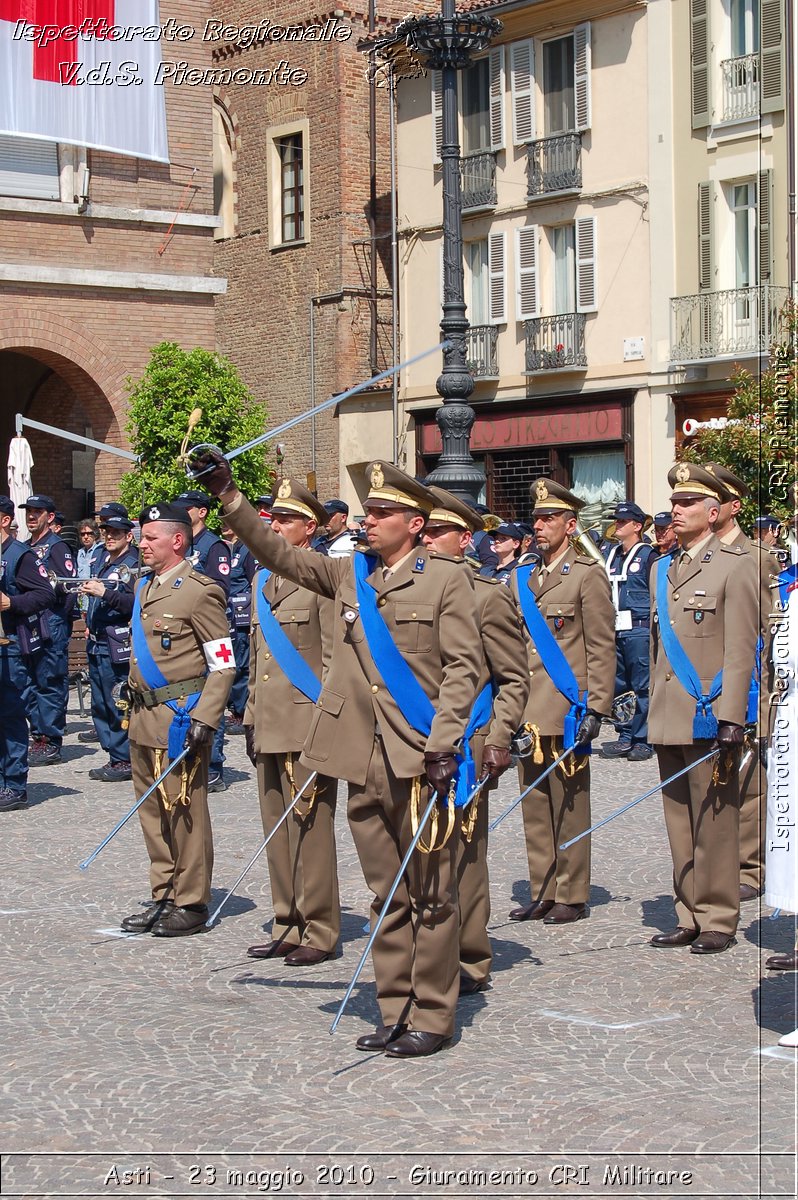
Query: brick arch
0 314 126 418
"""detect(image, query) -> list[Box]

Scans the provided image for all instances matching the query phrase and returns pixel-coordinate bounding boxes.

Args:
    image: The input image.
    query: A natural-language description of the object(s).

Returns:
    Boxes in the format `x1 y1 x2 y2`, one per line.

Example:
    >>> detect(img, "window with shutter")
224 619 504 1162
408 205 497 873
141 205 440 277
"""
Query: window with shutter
432 70 443 162
697 181 715 291
573 24 591 132
690 0 711 129
757 169 773 282
516 225 539 319
760 0 784 113
0 135 59 200
575 216 597 312
510 40 536 144
488 231 506 324
489 47 505 151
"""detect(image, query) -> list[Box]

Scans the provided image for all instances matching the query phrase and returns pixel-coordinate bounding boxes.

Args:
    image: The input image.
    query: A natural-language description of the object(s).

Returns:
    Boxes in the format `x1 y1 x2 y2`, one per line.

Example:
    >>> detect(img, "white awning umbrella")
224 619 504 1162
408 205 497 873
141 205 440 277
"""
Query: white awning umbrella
7 434 33 541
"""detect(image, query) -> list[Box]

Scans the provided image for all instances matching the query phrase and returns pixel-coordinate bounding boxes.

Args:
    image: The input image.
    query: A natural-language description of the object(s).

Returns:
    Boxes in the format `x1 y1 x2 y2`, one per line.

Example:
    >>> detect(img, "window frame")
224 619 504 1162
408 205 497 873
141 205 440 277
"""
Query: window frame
267 119 310 250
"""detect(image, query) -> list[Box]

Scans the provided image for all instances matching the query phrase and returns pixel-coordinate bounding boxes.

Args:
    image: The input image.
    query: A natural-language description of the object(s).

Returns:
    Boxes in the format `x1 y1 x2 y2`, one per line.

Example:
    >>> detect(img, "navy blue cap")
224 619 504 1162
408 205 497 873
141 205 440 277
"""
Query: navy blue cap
653 511 672 527
754 515 781 530
95 502 129 521
173 490 212 510
516 522 535 538
0 495 15 517
100 515 134 532
20 494 56 512
139 503 191 527
612 501 647 525
492 523 523 541
54 512 66 525
464 498 490 515
323 498 349 516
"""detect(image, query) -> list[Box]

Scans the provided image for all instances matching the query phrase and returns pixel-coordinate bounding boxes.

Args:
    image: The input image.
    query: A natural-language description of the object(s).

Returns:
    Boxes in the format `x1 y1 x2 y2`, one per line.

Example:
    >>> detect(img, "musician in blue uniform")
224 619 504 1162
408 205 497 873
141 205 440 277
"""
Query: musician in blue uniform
222 521 257 733
173 490 232 791
601 501 657 761
80 513 140 782
0 496 53 812
20 494 77 766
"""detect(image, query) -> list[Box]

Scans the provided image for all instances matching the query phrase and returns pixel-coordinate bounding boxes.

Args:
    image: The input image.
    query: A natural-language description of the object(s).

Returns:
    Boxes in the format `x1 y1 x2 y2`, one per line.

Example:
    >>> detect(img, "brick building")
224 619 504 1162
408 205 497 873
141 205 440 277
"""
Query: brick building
0 1 220 517
211 1 430 504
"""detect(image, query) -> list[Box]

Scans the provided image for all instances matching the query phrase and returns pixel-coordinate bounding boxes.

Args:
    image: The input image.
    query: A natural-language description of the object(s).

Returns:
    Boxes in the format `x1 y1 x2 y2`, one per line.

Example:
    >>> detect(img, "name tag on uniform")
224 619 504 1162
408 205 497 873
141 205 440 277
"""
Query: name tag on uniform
615 610 633 631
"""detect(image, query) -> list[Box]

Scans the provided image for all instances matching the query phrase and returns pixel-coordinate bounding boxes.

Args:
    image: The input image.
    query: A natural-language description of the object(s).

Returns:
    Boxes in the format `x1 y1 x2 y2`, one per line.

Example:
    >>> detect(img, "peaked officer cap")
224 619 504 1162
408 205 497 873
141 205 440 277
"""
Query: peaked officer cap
667 463 728 503
270 477 328 525
530 478 585 515
364 461 434 514
704 462 749 500
426 486 484 533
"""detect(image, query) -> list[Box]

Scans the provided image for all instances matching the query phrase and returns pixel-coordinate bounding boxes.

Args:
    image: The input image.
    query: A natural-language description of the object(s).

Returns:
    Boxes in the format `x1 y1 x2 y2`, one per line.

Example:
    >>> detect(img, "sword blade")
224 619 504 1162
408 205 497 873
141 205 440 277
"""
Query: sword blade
78 746 192 871
488 749 572 833
559 747 719 849
205 771 318 928
330 788 441 1035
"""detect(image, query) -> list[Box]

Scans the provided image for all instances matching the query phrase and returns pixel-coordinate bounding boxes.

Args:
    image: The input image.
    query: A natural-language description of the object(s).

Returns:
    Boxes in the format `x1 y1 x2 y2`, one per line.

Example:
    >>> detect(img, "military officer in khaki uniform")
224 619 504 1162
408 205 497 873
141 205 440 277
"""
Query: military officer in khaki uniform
649 464 759 954
244 479 340 966
705 462 783 902
122 504 235 937
194 450 483 1058
509 479 616 924
422 487 530 994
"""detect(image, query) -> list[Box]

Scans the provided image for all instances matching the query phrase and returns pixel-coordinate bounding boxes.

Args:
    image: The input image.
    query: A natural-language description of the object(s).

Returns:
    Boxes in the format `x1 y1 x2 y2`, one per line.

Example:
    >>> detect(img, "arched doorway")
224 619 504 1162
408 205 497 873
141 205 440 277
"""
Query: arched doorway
0 346 127 521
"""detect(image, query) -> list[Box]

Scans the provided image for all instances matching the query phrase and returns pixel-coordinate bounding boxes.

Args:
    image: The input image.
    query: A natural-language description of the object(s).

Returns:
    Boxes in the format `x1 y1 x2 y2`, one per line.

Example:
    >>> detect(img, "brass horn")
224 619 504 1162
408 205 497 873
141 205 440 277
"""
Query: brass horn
46 569 85 593
572 517 605 564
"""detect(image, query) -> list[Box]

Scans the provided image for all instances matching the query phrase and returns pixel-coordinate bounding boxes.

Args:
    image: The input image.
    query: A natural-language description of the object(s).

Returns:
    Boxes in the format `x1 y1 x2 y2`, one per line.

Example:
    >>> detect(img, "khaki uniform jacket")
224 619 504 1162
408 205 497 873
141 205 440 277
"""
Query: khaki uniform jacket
648 536 759 744
224 493 483 785
509 547 616 736
245 567 334 755
472 573 530 748
128 568 234 749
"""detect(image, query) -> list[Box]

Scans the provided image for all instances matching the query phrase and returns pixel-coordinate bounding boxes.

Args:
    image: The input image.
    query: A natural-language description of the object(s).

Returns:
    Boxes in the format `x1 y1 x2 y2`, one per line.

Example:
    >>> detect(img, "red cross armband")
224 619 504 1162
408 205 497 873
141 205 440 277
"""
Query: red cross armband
203 637 236 672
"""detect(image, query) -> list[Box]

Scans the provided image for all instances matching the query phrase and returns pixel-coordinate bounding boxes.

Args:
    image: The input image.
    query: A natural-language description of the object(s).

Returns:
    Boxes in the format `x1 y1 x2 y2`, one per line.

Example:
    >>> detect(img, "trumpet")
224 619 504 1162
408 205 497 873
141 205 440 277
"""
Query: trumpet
116 564 153 584
46 570 86 593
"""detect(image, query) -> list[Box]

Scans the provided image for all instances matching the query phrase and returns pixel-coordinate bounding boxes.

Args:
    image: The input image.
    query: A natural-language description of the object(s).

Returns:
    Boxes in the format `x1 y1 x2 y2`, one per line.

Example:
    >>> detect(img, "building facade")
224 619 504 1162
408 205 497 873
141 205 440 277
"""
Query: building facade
0 1 220 517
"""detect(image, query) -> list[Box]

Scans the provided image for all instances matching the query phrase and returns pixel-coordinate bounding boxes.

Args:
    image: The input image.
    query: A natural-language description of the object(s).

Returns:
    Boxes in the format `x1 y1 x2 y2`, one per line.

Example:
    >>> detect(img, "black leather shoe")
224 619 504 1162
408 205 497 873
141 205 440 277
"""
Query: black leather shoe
650 926 699 947
385 1031 449 1058
121 900 174 933
356 1024 408 1051
627 743 654 762
284 945 333 966
459 975 489 995
765 950 798 971
601 740 631 759
247 940 300 959
151 905 208 937
89 761 133 782
0 788 28 813
509 900 554 921
78 729 100 744
543 902 588 924
739 884 762 902
690 931 737 954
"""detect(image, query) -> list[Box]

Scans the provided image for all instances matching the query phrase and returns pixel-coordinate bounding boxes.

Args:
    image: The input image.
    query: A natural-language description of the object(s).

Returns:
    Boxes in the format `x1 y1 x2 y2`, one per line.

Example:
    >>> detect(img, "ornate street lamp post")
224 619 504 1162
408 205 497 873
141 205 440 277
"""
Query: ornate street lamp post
396 3 502 500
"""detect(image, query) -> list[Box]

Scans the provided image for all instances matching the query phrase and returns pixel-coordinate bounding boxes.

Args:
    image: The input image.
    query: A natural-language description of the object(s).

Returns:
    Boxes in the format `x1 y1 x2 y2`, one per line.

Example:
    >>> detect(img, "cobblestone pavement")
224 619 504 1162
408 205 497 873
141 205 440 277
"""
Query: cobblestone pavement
1 699 795 1198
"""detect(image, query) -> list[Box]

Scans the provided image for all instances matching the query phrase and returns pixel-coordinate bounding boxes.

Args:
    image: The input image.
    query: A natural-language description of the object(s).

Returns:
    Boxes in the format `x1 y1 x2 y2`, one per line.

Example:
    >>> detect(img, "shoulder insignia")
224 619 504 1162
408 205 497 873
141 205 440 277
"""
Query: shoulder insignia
172 577 184 589
701 551 713 562
414 556 426 573
574 554 597 566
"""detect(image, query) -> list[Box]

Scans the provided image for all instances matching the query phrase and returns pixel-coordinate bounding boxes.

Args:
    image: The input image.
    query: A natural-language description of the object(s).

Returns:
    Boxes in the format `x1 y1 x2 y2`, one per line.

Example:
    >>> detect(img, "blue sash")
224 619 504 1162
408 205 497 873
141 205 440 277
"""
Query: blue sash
745 636 763 726
353 552 492 805
514 562 588 753
254 570 321 704
131 581 203 759
655 558 722 739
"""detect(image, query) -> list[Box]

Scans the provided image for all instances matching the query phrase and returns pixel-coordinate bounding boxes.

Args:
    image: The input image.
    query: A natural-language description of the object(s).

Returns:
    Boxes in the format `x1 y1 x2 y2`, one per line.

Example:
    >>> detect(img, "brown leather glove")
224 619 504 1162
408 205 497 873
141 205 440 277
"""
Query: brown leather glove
481 745 512 780
716 721 745 747
244 725 256 767
186 446 236 499
184 719 214 760
424 751 459 796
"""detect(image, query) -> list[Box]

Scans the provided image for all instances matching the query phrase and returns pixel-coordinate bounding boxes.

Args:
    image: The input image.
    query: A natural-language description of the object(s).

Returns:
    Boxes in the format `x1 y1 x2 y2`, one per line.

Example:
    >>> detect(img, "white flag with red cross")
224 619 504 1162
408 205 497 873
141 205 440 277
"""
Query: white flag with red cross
0 0 168 162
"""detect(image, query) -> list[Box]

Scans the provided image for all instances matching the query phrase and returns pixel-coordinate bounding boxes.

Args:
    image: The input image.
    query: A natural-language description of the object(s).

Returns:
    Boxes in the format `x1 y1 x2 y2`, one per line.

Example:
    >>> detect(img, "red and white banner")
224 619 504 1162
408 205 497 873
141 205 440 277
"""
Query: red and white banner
0 1 168 162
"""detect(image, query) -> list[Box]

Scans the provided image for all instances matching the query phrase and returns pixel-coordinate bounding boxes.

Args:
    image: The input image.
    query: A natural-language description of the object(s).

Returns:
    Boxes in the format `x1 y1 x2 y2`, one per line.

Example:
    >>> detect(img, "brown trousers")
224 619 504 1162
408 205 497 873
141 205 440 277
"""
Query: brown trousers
657 743 741 935
347 738 460 1038
131 741 213 908
457 783 492 985
256 753 339 953
739 749 765 891
517 736 591 905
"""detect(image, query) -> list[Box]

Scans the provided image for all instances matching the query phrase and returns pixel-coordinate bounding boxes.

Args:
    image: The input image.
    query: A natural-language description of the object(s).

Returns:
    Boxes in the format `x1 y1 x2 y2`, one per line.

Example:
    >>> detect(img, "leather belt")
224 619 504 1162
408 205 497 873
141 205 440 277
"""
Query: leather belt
130 676 206 710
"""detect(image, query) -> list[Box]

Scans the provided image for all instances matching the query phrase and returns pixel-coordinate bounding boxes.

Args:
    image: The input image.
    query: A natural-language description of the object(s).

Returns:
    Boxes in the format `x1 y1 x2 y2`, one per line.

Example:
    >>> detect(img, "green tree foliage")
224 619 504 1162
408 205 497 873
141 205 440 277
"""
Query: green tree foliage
118 343 272 524
679 304 797 531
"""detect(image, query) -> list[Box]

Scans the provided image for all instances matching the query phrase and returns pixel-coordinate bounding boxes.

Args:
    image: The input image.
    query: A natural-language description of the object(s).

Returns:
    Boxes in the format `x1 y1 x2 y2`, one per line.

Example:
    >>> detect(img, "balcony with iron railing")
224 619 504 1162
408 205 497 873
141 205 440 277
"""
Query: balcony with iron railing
465 325 498 378
524 313 587 372
460 150 497 211
670 285 789 363
526 133 582 200
720 54 759 121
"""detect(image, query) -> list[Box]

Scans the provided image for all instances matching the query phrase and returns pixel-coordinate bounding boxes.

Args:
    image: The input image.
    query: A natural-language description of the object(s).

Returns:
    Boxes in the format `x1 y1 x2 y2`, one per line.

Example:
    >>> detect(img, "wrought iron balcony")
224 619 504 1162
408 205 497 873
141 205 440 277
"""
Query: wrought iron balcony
465 324 498 378
720 54 759 121
526 133 582 199
460 150 497 211
670 285 789 363
524 313 587 372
